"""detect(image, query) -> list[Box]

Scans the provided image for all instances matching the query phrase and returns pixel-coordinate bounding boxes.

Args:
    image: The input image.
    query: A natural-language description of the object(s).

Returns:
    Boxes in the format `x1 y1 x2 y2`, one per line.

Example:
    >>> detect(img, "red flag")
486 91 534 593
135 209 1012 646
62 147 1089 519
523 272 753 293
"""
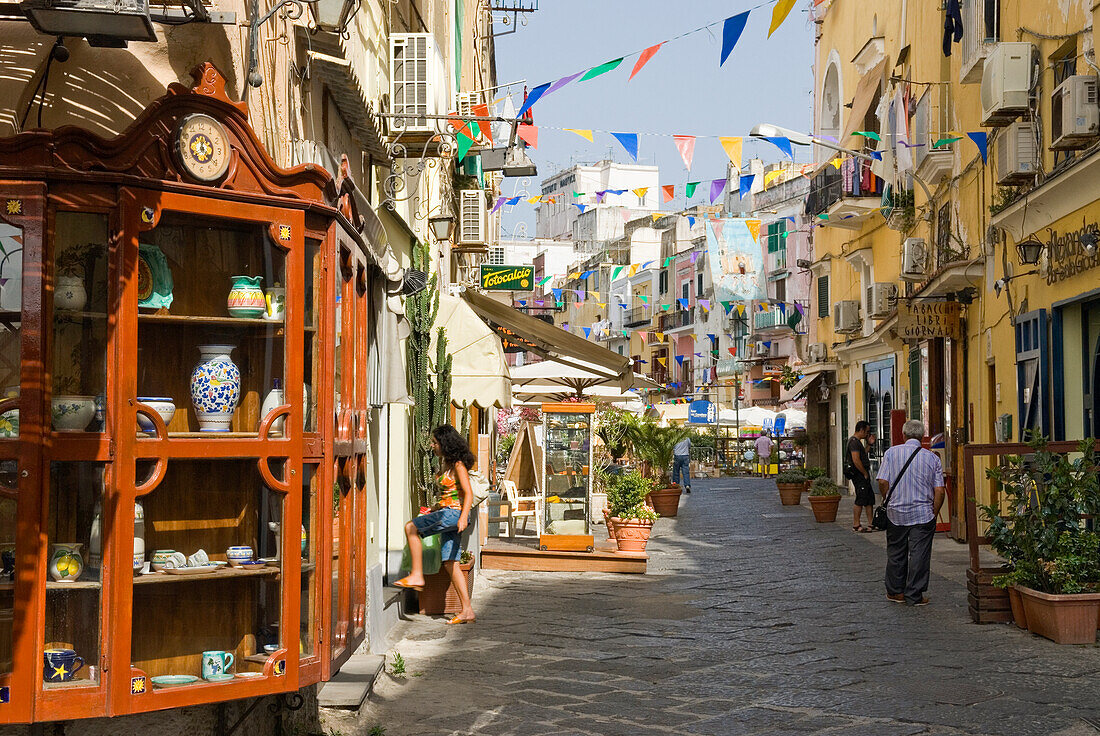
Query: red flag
661 184 675 203
471 102 491 139
728 347 738 356
517 123 538 149
629 43 663 81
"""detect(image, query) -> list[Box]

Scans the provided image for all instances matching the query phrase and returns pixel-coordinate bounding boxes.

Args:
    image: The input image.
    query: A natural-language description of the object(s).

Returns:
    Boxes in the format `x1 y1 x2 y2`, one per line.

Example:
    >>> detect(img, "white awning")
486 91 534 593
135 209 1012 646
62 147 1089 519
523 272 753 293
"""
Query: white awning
437 295 512 409
780 373 820 404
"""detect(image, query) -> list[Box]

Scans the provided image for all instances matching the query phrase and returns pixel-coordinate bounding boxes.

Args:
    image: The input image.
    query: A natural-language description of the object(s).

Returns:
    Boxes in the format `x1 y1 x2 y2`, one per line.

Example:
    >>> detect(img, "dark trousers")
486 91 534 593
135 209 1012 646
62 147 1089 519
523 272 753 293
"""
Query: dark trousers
672 455 690 489
885 518 936 604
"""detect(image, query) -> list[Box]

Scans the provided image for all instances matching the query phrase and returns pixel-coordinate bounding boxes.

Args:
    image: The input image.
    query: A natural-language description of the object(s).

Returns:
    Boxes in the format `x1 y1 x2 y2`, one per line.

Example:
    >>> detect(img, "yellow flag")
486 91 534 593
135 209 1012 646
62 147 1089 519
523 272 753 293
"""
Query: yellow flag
628 264 640 276
597 302 606 309
746 219 761 243
769 0 797 37
527 196 542 204
655 331 665 341
764 169 784 187
591 291 601 299
657 357 667 367
830 157 843 170
737 304 746 316
632 187 649 199
569 272 581 279
651 213 664 222
719 137 743 168
564 128 594 141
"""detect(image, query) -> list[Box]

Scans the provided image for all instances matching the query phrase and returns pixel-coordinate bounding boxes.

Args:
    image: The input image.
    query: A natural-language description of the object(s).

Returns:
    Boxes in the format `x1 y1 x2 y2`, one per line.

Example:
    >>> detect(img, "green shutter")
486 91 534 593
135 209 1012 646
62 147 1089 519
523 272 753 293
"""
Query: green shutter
817 275 829 319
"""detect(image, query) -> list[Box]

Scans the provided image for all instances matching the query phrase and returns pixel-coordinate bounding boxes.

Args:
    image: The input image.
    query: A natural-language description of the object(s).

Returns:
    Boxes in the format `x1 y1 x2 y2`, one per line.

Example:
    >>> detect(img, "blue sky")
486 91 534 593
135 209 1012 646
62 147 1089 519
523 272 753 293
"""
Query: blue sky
491 0 816 238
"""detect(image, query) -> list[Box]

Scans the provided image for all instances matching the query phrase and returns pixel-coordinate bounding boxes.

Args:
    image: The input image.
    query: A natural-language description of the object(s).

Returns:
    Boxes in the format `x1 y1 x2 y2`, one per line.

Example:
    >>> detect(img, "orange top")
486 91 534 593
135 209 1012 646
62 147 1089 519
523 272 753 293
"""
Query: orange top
437 470 461 510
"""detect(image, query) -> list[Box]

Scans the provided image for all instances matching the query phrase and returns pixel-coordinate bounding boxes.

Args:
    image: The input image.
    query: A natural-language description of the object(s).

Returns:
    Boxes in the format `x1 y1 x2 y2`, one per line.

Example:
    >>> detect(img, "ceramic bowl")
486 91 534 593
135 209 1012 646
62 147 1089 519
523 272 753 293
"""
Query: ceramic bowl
136 397 175 433
263 644 279 655
150 550 176 572
225 545 253 567
51 395 95 432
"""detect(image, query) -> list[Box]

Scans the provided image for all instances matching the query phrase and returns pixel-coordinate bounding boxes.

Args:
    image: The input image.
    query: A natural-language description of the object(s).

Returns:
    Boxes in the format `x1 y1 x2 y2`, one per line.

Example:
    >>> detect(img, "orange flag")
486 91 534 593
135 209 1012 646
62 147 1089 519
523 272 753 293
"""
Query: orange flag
517 124 538 149
661 185 675 203
630 43 663 81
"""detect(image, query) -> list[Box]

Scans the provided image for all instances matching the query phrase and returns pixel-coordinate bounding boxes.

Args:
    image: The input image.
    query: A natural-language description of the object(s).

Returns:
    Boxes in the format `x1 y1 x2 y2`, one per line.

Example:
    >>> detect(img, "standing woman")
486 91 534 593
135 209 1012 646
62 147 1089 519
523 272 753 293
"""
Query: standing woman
394 424 477 624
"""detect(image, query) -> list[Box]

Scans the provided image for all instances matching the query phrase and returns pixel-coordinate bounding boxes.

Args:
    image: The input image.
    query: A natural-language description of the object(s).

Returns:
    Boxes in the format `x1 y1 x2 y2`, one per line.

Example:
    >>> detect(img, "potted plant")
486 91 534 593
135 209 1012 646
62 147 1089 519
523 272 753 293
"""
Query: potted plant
418 550 475 616
775 469 807 506
626 419 690 517
807 477 842 523
981 437 1100 644
803 465 827 492
606 470 658 555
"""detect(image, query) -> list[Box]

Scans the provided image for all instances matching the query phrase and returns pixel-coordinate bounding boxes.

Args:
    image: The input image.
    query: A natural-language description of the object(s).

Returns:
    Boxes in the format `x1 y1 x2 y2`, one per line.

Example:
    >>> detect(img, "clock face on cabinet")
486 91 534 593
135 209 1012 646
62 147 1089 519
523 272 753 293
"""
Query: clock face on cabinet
175 114 231 183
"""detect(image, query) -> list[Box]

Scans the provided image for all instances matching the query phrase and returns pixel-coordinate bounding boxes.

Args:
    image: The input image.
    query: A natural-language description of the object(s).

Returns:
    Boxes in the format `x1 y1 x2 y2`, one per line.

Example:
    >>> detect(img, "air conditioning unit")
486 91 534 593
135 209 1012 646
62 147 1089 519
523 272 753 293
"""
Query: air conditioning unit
868 282 898 318
996 121 1038 185
457 190 486 245
1051 75 1099 150
833 300 861 334
901 237 930 281
980 43 1035 127
456 91 483 116
755 342 770 357
390 33 445 133
807 342 827 363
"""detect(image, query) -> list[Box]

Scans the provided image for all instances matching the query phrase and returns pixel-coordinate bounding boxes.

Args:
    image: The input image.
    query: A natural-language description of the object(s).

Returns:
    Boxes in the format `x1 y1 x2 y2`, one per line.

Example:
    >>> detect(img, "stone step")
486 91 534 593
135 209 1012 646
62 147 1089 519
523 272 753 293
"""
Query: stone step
317 653 385 709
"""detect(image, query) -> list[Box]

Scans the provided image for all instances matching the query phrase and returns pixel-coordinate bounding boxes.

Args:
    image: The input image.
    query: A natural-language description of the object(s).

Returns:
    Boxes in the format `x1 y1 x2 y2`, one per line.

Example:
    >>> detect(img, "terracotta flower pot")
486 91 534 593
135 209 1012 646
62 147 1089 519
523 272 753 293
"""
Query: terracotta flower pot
648 486 682 518
777 483 803 506
417 561 475 616
1007 585 1028 630
612 517 653 556
602 509 616 542
808 494 841 523
1015 585 1100 644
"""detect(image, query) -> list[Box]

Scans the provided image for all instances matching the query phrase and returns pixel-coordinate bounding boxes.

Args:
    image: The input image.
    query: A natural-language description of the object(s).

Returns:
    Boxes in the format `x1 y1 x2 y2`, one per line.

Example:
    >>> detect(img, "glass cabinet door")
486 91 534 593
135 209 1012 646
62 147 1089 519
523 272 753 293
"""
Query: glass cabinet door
542 411 592 535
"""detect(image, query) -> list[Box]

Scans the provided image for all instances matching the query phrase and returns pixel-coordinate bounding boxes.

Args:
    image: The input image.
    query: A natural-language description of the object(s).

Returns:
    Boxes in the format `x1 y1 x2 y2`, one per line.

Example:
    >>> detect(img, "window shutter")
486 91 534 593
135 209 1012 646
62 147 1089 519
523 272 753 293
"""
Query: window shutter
817 275 829 318
1014 309 1049 440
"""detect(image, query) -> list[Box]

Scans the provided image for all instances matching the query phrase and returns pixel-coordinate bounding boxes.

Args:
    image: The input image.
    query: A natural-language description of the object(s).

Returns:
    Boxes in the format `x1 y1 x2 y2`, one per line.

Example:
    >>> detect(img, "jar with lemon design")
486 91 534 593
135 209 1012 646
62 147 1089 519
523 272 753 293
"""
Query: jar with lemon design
48 543 84 583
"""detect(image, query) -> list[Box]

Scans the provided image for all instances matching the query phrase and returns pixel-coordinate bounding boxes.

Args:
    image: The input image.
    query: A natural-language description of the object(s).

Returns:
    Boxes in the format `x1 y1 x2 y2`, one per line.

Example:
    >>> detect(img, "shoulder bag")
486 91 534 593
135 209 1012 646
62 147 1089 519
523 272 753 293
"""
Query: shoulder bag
872 446 920 530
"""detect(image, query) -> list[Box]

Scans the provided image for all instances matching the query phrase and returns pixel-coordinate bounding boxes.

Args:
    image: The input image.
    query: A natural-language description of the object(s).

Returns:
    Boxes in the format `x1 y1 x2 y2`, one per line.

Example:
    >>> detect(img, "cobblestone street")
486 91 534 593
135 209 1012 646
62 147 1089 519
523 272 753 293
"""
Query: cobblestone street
343 479 1100 736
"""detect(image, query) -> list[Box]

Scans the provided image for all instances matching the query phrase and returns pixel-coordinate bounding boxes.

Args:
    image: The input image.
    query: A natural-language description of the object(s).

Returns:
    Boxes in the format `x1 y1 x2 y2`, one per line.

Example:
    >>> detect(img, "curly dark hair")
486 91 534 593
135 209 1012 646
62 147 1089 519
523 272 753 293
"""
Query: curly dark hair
432 424 476 469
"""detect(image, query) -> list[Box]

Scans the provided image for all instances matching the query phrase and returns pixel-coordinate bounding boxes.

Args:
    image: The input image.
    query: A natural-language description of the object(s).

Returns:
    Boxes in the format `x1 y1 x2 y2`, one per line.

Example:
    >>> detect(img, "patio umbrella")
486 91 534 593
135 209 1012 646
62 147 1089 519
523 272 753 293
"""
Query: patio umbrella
509 359 661 396
513 382 656 404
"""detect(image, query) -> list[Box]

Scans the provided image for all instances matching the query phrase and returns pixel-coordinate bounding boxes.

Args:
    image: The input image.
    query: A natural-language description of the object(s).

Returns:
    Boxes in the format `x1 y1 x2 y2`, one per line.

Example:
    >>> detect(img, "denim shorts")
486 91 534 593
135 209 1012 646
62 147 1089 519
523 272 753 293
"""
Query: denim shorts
412 508 462 562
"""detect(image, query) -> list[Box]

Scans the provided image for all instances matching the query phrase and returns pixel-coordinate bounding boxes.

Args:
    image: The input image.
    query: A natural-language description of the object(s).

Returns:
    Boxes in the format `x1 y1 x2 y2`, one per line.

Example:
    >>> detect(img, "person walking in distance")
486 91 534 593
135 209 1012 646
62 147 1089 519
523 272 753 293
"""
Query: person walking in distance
754 431 773 478
876 420 946 606
846 421 875 532
672 433 691 494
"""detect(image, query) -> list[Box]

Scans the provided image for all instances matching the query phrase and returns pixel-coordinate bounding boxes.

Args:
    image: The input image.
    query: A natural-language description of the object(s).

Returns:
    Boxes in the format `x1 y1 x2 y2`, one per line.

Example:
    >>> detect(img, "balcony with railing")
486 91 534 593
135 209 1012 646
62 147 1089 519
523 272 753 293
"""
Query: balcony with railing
623 305 652 328
807 157 884 230
658 308 693 332
753 308 793 335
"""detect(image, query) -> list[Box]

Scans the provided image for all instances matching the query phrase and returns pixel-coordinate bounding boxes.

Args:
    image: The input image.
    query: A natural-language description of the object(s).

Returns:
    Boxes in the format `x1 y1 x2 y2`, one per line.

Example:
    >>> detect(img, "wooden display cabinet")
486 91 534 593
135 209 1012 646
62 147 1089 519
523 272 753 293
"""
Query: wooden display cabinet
539 403 595 553
0 64 377 722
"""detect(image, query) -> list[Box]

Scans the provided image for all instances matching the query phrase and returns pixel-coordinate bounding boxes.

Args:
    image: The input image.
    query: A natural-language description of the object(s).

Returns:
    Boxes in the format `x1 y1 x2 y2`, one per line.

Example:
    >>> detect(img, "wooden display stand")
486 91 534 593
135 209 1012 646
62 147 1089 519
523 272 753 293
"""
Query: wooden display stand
0 64 376 723
539 403 595 553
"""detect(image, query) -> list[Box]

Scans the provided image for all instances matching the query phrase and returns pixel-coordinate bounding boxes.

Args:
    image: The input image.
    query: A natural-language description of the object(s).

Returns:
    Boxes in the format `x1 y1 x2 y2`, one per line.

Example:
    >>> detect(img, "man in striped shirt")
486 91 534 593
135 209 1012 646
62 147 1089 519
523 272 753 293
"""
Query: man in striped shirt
876 420 946 606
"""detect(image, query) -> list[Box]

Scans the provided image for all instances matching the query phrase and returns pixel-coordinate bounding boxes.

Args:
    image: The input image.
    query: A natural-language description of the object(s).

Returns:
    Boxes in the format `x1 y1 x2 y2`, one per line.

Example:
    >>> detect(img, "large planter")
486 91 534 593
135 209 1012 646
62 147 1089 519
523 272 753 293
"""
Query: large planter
1007 585 1028 630
417 561 475 616
648 486 681 518
1016 585 1100 644
612 517 653 556
602 509 616 542
808 494 841 523
777 482 803 506
190 344 241 432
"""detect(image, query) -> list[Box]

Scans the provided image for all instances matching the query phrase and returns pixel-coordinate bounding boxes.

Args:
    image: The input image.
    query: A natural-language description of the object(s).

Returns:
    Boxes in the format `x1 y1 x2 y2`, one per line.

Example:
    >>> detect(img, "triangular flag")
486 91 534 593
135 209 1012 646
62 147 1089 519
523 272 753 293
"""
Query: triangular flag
687 216 696 228
661 184 675 203
678 298 689 309
720 12 750 65
657 357 667 367
719 137 743 168
597 302 606 309
517 123 538 149
628 264 640 276
710 219 725 241
581 57 624 81
490 196 507 213
638 331 647 344
737 304 745 316
855 131 882 142
967 131 989 163
518 300 527 307
630 43 663 81
574 204 588 213
507 196 521 205
933 136 962 148
651 213 664 223
552 289 562 300
764 169 785 187
700 299 711 311
470 103 492 139
613 266 625 279
675 355 684 366
596 191 608 203
769 0 797 37
611 132 639 161
762 136 794 159
685 182 699 198
538 276 553 286
455 129 476 161
546 71 584 96
663 256 674 267
564 128 594 141
638 295 649 305
661 304 671 311
830 157 843 169
746 219 761 242
673 135 696 170
739 174 755 200
869 151 883 161
709 178 726 203
516 82 551 119
655 332 664 341
729 347 738 356
527 196 542 204
582 327 591 338
632 187 649 199
573 191 584 197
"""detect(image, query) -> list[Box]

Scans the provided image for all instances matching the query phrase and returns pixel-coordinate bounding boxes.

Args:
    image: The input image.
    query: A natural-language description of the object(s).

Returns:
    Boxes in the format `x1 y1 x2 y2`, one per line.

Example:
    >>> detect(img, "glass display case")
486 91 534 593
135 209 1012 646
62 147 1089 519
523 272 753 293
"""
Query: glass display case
539 403 595 553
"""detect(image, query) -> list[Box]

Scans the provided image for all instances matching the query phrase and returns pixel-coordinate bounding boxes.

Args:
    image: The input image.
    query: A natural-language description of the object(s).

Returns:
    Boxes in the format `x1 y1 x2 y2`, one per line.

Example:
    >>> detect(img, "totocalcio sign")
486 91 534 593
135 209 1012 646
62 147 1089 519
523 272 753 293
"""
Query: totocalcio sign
480 265 533 291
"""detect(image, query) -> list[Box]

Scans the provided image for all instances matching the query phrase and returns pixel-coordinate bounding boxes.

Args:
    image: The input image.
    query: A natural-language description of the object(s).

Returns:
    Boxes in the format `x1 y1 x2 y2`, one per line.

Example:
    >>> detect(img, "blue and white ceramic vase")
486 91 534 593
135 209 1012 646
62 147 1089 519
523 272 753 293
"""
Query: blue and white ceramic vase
190 344 241 432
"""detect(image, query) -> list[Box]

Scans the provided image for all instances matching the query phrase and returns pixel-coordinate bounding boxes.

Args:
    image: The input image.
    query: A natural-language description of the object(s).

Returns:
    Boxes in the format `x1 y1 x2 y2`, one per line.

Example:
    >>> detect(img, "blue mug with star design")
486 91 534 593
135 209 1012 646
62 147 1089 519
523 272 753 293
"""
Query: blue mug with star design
43 648 84 682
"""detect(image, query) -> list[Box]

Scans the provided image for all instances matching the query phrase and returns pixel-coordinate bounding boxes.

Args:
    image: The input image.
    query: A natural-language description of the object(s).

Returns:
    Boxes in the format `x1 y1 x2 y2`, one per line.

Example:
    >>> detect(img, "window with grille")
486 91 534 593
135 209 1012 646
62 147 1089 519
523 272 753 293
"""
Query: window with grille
487 247 505 265
817 275 829 319
935 202 956 263
659 269 668 294
766 220 788 271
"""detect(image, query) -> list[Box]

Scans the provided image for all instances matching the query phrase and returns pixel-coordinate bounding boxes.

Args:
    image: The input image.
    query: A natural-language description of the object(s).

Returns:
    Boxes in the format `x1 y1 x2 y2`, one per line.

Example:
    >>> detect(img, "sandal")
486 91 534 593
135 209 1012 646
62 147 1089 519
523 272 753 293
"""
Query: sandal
393 576 424 592
859 527 874 533
446 615 475 625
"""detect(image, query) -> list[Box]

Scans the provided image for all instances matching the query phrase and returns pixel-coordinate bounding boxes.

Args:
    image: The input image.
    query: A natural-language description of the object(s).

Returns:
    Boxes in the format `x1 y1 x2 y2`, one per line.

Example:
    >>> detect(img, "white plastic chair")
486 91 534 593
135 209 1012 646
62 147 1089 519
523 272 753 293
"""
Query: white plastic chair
501 479 538 535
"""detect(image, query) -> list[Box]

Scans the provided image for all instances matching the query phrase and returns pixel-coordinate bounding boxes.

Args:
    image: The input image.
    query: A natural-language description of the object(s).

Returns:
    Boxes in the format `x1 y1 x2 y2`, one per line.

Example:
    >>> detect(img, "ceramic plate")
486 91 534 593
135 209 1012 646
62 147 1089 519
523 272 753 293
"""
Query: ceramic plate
204 674 234 682
236 561 264 569
210 561 228 568
162 565 218 575
137 243 174 310
257 557 278 567
151 675 199 688
235 672 264 679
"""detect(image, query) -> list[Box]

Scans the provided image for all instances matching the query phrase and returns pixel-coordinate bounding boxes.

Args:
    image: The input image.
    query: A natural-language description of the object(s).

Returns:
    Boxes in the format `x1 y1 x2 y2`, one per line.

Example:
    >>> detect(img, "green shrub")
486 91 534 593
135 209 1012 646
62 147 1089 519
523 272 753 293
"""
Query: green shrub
809 477 842 496
605 470 658 521
775 469 807 484
804 466 827 480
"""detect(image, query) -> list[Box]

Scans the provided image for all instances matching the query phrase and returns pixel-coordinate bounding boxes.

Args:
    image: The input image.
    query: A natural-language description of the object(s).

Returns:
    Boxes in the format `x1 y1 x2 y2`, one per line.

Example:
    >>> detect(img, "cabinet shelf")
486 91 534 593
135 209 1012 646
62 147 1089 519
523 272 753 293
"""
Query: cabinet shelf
55 310 107 321
133 566 279 585
138 314 285 328
0 580 103 590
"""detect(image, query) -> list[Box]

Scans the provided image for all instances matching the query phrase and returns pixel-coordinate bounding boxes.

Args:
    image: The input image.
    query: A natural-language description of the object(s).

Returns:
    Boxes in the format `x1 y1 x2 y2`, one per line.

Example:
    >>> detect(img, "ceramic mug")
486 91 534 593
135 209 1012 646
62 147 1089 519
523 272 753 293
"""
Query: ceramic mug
226 545 253 567
201 650 235 679
43 648 84 682
150 550 175 571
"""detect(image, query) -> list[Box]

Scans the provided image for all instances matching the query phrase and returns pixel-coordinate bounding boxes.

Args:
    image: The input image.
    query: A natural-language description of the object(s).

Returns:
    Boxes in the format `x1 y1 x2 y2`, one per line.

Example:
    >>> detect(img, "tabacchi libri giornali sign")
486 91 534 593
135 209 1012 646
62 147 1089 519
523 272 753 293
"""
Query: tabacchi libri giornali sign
897 300 960 340
480 265 533 290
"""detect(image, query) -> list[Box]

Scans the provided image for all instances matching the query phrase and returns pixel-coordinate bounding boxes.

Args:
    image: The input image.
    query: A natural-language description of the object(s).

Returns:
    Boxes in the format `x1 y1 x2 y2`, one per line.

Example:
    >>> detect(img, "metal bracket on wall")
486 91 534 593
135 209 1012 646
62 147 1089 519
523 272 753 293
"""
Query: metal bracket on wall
244 0 317 95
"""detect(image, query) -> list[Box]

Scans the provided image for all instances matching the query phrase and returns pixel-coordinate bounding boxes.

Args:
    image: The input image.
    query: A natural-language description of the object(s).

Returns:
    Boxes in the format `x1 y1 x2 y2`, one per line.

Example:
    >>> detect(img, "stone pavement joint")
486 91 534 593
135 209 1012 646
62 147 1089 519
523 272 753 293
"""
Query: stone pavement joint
327 478 1100 736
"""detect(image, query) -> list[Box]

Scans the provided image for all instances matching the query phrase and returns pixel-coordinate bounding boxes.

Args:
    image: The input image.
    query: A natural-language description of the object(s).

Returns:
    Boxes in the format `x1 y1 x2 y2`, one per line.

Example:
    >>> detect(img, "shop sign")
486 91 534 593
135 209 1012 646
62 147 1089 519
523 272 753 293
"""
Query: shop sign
1045 224 1100 285
480 265 533 291
762 361 783 376
897 300 960 340
688 400 716 424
